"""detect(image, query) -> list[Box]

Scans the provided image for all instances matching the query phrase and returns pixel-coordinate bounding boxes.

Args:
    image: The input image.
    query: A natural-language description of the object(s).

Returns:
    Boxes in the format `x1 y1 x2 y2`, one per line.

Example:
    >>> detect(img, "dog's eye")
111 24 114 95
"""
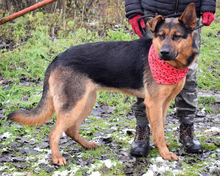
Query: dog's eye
173 35 182 41
158 34 165 40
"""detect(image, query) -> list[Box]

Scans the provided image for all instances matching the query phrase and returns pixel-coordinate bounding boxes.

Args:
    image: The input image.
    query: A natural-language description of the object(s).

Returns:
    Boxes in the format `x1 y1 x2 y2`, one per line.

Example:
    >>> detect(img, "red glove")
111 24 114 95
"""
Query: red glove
202 12 215 26
129 14 146 38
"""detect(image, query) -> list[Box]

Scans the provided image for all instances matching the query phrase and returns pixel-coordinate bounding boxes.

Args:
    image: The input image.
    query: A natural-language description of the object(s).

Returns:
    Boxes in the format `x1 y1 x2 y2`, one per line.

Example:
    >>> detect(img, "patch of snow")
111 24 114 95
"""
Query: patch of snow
2 132 11 138
211 153 216 158
128 138 134 144
106 134 112 138
87 163 103 173
53 165 80 176
12 173 25 176
1 147 9 152
24 135 32 138
103 159 117 168
203 127 220 137
172 127 178 131
121 129 135 134
158 157 168 163
29 149 50 166
118 136 129 141
53 170 70 176
143 170 154 176
0 165 9 171
215 160 220 165
69 165 81 174
34 147 51 154
89 171 101 176
77 153 83 158
144 157 184 176
201 108 206 114
62 132 67 137
32 147 51 165
111 126 117 131
87 160 118 174
37 155 49 164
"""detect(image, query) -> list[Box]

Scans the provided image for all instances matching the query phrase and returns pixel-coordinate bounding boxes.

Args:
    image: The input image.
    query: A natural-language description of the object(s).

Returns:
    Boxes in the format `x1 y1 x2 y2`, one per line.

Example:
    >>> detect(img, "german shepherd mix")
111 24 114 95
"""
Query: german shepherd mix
8 3 199 165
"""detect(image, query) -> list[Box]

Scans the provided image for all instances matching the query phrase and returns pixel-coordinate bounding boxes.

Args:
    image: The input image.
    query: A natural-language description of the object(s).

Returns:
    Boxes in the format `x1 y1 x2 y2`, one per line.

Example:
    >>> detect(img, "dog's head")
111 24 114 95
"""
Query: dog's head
147 3 199 69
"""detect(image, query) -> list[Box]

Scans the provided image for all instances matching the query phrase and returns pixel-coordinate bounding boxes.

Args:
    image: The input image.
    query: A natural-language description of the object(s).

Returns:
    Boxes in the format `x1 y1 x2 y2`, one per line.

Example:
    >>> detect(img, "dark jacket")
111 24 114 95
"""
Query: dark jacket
125 0 216 19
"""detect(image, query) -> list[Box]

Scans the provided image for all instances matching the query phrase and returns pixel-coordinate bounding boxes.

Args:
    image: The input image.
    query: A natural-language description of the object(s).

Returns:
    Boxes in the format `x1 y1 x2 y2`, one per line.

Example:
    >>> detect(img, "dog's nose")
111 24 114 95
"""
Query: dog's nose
160 48 170 57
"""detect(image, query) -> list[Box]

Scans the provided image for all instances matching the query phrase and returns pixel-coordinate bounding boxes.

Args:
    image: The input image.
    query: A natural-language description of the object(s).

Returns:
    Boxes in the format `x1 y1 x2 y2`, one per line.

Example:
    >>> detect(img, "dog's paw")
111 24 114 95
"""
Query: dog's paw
52 156 67 165
85 141 99 148
162 152 178 161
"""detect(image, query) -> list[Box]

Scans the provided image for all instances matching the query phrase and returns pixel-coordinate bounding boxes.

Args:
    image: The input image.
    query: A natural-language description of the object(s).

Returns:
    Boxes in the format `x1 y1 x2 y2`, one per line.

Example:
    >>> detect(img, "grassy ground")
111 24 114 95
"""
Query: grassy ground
0 4 220 176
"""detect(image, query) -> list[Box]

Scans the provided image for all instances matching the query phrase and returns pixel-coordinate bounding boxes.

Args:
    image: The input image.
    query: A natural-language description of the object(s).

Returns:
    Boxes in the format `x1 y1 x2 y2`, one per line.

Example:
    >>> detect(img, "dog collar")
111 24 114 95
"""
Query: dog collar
148 44 189 84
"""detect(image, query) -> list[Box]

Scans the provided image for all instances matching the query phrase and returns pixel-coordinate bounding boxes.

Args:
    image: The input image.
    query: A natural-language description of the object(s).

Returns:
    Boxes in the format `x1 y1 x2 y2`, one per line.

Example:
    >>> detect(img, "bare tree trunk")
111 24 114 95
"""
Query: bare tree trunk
6 0 12 14
29 0 37 15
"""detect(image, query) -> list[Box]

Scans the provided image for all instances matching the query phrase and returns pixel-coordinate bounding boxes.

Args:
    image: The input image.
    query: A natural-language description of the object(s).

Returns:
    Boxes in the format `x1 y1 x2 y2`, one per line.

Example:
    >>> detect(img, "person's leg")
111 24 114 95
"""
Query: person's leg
175 18 203 153
130 98 150 157
130 10 154 157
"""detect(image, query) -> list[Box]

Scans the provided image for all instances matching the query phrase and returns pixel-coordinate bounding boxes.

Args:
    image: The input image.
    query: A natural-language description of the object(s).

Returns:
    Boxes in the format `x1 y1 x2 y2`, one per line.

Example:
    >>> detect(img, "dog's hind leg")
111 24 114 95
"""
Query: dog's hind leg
65 82 99 148
49 114 70 165
48 69 97 165
49 86 94 165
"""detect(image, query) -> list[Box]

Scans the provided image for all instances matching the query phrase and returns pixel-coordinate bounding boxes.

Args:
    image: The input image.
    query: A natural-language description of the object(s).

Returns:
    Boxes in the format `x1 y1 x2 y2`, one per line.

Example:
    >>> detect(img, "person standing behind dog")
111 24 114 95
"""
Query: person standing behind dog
125 0 216 157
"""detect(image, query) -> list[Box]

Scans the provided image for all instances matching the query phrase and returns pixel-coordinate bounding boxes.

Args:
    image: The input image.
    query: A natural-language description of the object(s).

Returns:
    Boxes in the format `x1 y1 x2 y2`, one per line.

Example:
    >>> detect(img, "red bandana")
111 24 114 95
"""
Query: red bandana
148 44 189 84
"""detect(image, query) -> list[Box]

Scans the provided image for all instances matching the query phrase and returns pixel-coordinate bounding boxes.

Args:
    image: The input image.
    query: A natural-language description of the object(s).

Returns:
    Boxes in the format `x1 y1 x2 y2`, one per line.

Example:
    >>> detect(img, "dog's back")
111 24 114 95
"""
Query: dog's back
55 38 152 89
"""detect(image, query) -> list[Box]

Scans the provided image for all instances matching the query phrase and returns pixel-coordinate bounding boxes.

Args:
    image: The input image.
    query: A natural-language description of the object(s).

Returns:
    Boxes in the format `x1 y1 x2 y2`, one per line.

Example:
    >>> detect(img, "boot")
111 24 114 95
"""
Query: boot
179 122 203 153
130 98 150 157
130 125 150 157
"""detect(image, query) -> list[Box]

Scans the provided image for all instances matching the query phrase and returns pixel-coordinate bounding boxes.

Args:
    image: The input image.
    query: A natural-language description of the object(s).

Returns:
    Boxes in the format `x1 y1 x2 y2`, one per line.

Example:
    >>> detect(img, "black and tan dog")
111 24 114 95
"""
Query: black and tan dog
8 3 199 165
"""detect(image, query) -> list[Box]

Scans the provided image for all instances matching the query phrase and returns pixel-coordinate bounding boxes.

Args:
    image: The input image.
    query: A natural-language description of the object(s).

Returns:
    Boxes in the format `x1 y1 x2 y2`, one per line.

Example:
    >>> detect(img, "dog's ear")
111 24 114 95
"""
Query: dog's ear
147 15 164 32
179 3 197 30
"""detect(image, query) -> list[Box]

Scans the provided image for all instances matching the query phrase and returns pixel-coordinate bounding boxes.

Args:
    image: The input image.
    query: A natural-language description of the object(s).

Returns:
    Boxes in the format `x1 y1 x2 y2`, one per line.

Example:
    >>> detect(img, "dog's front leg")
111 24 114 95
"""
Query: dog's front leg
144 100 178 160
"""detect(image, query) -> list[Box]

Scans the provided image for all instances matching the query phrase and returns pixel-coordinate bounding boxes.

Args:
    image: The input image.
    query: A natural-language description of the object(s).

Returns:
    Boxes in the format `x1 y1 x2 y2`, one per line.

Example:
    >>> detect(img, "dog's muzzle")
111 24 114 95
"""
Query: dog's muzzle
159 48 177 61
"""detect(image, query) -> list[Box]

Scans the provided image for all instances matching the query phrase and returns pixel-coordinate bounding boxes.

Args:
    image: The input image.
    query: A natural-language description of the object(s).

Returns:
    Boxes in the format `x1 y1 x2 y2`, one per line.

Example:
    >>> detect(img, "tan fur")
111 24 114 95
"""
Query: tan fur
99 87 145 99
11 92 54 126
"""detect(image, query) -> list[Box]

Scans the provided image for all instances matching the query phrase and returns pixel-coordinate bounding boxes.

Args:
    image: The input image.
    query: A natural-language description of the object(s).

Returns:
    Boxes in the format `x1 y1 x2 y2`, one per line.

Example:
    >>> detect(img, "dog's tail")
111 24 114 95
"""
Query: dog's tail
7 64 54 126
